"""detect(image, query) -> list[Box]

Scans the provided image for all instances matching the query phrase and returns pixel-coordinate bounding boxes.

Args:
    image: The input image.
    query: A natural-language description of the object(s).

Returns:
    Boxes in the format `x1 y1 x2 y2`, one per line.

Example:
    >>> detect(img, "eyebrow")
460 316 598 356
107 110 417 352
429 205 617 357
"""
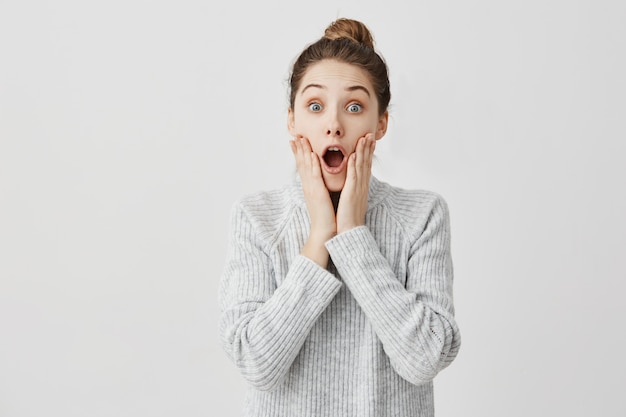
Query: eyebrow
301 83 371 97
301 83 324 94
346 85 371 97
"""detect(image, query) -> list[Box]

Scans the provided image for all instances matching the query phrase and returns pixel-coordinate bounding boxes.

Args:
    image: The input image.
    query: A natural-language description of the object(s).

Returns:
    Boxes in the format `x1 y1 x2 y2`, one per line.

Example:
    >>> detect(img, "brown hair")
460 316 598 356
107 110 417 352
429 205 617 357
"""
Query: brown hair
289 18 391 116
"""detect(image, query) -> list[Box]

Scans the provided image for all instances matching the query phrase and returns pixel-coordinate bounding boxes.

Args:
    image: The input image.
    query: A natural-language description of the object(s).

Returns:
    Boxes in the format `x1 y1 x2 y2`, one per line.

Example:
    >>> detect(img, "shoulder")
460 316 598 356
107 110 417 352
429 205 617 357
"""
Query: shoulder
372 177 449 216
370 178 450 237
228 181 304 244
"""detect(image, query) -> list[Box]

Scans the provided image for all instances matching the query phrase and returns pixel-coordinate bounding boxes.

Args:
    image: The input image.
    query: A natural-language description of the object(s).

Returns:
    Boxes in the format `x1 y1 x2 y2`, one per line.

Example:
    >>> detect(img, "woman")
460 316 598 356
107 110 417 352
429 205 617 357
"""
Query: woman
219 18 461 416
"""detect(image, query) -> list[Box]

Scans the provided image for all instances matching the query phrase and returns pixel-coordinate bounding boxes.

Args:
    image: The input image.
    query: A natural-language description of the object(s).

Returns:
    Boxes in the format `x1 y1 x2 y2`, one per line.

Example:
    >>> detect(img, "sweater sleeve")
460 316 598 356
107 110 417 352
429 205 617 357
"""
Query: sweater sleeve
219 202 342 391
325 195 460 386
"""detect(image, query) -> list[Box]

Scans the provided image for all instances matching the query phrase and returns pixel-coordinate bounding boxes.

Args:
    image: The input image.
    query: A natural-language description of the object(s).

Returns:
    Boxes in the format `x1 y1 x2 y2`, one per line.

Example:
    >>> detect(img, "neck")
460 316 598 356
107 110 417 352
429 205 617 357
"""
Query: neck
330 191 341 212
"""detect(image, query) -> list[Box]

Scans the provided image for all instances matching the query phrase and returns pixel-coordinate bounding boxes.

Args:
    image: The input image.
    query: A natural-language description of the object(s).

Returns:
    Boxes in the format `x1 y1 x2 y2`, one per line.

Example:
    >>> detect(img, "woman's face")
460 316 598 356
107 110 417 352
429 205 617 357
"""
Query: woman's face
288 59 388 192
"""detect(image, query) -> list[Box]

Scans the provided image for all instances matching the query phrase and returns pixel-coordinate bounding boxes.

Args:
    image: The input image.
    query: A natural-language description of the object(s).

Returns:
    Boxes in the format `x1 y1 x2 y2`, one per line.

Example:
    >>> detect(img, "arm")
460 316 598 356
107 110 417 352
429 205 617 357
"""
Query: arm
219 203 342 391
325 195 460 385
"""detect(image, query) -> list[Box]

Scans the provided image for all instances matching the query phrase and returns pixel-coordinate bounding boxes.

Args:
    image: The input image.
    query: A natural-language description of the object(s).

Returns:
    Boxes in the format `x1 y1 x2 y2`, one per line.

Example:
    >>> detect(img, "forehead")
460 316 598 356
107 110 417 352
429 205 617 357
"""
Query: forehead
299 60 374 93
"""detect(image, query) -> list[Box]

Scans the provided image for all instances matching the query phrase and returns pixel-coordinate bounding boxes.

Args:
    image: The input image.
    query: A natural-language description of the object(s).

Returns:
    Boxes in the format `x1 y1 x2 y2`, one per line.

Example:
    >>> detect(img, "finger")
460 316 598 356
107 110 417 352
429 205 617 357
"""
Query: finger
301 137 313 153
365 134 375 168
292 139 305 167
296 139 314 176
346 152 357 184
303 138 322 177
311 152 323 179
305 139 317 169
293 137 305 160
299 138 311 167
355 136 366 176
304 145 315 172
355 135 374 188
294 139 312 176
293 139 305 165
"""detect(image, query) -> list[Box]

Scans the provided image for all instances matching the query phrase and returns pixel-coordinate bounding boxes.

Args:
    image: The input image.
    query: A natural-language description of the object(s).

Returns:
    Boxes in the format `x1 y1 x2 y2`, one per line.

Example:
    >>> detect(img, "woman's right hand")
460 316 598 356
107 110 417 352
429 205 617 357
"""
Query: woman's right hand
290 137 336 267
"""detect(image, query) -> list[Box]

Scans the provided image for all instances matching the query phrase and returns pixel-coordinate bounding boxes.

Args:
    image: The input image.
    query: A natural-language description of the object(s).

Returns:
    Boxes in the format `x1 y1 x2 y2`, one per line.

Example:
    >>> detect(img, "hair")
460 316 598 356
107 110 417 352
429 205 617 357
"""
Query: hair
289 18 391 116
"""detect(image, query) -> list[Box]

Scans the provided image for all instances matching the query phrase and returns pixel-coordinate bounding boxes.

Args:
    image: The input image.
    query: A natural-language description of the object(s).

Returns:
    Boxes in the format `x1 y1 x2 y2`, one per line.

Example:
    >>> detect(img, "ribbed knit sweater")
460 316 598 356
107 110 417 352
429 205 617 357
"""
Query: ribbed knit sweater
219 176 460 417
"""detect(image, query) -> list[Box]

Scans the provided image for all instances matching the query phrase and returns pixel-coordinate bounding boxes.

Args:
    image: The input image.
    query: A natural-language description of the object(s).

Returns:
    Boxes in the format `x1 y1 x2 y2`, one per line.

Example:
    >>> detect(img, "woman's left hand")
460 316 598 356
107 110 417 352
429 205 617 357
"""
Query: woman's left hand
336 133 376 234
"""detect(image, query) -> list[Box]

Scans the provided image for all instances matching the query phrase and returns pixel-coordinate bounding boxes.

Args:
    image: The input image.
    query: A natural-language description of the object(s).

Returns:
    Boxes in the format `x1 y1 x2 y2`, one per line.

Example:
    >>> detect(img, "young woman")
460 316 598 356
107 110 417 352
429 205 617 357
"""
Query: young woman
219 18 461 416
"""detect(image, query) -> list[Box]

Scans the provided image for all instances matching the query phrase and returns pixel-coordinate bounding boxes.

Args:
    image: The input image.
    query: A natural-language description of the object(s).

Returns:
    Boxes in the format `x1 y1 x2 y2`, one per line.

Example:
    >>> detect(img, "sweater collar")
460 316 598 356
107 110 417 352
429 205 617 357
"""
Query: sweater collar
290 174 388 211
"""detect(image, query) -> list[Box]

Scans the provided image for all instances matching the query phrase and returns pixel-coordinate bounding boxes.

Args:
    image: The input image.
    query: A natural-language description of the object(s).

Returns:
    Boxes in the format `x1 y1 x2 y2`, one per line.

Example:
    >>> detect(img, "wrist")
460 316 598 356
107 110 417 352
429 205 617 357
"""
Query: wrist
337 217 365 234
301 238 330 268
308 226 336 242
337 224 360 235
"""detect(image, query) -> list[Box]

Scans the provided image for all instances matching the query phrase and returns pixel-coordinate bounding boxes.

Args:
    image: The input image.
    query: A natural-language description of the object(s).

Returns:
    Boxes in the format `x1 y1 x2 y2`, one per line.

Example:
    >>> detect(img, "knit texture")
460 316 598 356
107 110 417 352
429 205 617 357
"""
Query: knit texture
219 176 460 417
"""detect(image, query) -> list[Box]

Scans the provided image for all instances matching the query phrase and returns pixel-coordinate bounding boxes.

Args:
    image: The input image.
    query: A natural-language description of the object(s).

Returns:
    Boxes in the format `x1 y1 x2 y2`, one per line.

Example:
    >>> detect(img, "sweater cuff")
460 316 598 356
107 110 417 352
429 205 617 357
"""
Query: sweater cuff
285 254 342 302
325 226 378 261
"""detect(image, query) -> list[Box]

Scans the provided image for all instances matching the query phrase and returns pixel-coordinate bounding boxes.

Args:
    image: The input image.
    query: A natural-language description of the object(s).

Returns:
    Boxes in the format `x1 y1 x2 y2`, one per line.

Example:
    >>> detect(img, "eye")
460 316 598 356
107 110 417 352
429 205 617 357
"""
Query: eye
347 103 362 113
308 102 322 112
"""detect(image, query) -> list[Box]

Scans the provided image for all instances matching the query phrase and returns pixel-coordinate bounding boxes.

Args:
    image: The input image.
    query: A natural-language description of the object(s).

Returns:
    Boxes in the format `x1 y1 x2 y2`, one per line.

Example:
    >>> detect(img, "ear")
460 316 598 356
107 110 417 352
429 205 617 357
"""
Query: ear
287 108 295 135
375 111 388 140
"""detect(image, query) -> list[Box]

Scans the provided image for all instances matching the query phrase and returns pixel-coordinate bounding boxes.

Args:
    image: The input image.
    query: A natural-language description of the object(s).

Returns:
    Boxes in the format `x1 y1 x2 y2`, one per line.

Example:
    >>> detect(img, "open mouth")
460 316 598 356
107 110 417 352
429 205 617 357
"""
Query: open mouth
323 147 345 168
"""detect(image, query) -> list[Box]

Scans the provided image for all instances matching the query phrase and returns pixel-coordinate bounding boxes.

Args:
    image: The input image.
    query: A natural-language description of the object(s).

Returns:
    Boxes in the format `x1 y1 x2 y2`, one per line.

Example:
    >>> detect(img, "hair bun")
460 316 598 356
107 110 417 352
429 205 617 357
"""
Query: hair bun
323 18 375 49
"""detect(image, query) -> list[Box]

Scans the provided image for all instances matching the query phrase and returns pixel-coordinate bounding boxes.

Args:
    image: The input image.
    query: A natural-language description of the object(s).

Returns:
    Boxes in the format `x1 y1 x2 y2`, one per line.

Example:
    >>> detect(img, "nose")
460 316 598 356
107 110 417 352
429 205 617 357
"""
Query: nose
326 127 343 137
325 110 343 138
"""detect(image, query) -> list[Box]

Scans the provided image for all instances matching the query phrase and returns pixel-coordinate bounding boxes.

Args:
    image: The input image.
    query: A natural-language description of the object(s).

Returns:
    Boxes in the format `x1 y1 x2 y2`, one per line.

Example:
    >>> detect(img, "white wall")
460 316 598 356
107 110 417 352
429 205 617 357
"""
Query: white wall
1 1 625 416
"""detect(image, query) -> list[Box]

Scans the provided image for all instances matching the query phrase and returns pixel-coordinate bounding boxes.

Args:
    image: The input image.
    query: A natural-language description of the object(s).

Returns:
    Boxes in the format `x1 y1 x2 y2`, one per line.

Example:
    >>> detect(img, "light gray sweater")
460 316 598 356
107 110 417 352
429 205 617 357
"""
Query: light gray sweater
219 176 460 417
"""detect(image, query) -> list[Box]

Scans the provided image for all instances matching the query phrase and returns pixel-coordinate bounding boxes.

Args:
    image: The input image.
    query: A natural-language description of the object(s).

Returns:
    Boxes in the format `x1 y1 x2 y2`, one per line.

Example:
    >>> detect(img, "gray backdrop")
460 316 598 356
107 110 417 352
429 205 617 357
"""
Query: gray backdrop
1 0 625 416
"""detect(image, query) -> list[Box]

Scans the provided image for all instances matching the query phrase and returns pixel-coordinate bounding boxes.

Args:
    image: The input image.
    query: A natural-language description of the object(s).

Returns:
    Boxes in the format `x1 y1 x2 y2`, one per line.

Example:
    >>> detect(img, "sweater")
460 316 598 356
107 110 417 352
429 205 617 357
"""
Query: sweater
219 176 461 417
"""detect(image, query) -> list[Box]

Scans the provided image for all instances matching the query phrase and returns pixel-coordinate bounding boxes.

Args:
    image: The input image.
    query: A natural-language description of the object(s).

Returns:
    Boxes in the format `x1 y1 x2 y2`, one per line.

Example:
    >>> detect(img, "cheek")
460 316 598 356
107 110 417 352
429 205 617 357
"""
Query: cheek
293 114 317 137
363 117 382 136
348 113 376 130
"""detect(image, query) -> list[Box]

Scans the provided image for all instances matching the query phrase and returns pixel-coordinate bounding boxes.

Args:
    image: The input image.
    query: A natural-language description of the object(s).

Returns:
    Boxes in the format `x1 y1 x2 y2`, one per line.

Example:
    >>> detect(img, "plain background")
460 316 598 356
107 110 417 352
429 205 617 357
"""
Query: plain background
1 0 625 416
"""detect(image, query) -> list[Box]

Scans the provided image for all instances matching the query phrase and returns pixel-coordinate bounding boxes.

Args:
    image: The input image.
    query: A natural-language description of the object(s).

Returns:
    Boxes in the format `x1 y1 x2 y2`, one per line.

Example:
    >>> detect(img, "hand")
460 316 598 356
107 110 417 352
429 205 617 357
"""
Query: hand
336 133 376 234
290 136 336 266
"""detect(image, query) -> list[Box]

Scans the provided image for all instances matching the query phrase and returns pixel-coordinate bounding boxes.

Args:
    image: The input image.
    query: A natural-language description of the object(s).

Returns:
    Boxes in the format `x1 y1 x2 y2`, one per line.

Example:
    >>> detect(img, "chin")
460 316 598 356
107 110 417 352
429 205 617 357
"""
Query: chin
327 185 343 193
324 176 346 193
